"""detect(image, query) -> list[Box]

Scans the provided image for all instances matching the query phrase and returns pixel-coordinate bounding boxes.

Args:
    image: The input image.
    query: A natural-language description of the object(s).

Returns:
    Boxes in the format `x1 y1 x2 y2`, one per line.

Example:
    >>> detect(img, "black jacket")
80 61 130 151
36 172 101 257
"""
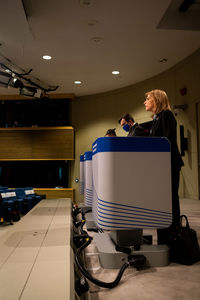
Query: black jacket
149 110 184 170
128 123 147 137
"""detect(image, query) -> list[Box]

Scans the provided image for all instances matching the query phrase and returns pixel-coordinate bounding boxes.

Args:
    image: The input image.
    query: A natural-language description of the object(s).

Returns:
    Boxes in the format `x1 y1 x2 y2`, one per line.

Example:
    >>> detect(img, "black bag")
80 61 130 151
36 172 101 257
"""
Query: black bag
169 215 200 265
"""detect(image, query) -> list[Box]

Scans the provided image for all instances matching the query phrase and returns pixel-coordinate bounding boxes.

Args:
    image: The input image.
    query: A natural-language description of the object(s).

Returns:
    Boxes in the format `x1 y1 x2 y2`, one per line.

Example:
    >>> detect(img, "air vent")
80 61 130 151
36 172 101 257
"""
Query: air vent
79 0 94 7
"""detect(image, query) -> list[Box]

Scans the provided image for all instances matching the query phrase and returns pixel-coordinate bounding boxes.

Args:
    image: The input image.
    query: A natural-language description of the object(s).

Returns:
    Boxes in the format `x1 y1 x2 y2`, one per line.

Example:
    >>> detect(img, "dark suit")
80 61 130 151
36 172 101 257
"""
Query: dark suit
149 110 184 237
128 123 147 137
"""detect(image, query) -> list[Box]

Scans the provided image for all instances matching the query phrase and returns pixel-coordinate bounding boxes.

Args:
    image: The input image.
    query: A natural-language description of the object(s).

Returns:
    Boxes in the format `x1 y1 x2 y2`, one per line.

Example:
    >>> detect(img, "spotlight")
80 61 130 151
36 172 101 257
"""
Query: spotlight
20 86 37 97
0 62 58 94
34 89 43 98
20 86 43 98
0 71 12 87
11 78 24 89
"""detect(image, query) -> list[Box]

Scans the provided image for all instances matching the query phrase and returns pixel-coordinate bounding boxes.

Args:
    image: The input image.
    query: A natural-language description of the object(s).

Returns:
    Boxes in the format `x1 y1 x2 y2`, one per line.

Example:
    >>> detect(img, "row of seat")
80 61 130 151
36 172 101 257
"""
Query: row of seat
0 187 46 224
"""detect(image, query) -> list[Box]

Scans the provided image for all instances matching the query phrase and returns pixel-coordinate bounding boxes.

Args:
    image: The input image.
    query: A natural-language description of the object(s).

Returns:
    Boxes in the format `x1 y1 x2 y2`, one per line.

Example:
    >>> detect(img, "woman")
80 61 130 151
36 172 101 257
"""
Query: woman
144 89 184 244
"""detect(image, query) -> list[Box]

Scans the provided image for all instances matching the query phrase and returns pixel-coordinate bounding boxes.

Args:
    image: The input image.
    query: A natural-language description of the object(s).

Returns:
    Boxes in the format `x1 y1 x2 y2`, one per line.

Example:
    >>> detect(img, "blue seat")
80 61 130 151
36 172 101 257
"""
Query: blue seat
0 186 9 190
0 189 21 224
24 187 46 203
15 187 45 212
15 188 36 213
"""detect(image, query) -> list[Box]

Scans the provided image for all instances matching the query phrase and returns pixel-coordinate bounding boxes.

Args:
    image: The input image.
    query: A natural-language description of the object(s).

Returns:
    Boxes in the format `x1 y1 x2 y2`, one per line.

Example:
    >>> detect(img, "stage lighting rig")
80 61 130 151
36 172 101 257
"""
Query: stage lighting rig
0 62 58 98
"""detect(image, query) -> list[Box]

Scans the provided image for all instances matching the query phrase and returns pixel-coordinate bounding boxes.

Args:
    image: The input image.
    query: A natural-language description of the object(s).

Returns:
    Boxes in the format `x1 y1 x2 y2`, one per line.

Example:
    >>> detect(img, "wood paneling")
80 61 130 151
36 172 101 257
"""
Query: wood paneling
0 127 74 160
34 188 74 200
0 93 75 100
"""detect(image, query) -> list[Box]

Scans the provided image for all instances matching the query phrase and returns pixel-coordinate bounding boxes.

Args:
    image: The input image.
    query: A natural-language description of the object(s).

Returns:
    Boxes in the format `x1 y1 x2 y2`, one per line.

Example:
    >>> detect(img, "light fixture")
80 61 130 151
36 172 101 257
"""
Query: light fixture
34 89 43 98
87 20 99 26
42 55 52 60
91 37 103 43
159 58 168 63
112 70 120 75
11 77 24 89
20 86 37 97
0 71 12 87
20 86 43 98
74 80 82 85
0 62 58 94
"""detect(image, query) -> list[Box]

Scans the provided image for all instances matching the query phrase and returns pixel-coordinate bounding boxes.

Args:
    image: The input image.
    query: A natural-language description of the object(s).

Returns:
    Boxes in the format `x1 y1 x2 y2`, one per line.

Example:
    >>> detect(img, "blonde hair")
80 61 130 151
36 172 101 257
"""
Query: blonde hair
145 89 171 114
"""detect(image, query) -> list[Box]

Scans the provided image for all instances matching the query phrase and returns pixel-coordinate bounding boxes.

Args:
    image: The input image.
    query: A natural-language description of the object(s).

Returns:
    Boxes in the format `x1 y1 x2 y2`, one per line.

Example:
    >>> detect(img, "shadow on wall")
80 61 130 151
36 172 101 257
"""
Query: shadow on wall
181 175 187 199
187 129 192 170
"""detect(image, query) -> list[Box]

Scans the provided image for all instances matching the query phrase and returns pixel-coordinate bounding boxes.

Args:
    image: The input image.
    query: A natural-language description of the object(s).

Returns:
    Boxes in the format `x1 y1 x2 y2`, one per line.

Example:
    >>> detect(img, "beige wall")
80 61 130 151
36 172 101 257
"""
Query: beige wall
72 49 200 203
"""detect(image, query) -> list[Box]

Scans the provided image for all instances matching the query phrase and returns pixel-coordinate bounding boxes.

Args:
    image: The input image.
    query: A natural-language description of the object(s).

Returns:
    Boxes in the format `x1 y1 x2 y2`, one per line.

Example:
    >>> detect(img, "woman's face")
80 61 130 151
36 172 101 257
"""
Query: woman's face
144 94 156 113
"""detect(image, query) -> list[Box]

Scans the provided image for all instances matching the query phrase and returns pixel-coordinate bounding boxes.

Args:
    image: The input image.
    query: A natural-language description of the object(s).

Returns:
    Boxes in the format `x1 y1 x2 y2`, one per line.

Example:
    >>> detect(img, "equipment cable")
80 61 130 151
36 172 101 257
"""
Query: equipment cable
75 237 130 289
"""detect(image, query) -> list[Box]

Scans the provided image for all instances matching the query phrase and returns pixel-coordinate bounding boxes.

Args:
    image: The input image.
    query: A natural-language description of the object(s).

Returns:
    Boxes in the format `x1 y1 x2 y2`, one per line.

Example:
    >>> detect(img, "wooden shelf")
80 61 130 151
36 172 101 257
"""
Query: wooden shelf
0 96 75 194
0 126 74 161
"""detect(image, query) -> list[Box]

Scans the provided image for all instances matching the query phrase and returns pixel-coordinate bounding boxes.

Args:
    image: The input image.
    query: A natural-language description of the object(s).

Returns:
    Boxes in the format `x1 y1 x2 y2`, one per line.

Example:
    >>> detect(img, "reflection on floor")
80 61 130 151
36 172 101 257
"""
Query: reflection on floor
84 198 200 300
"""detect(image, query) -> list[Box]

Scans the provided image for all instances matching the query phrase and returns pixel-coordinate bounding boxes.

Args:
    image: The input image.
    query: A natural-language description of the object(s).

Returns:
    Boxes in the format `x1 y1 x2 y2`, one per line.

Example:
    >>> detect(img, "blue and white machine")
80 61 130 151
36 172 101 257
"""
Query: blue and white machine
79 154 85 195
92 137 172 268
92 137 172 229
80 151 97 229
84 151 93 207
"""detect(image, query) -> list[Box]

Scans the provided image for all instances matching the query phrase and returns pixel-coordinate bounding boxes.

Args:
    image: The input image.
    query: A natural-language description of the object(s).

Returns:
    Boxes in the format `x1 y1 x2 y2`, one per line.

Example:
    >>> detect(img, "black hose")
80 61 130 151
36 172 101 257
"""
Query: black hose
80 220 87 235
84 208 92 214
81 208 92 221
75 237 130 289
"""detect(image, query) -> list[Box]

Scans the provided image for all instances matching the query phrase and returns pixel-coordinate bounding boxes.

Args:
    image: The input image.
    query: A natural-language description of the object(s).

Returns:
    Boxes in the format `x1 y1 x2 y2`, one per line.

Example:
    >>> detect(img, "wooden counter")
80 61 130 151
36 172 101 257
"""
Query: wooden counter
35 188 74 201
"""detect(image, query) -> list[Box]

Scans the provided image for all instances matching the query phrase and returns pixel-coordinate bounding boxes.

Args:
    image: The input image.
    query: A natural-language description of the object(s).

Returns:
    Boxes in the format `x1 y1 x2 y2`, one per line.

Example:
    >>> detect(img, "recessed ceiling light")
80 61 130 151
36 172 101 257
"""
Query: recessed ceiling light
74 80 82 85
43 55 52 60
87 20 99 26
91 37 103 43
112 70 120 75
159 58 168 63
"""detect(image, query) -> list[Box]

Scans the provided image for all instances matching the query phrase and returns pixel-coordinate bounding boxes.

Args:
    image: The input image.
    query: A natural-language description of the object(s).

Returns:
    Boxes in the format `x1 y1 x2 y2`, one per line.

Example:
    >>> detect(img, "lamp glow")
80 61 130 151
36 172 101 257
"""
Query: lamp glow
112 70 120 75
43 55 52 60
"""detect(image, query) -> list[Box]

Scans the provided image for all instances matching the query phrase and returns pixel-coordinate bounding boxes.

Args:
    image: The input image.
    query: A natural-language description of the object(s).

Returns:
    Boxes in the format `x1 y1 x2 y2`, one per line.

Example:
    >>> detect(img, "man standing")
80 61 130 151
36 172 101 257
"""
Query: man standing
118 113 146 136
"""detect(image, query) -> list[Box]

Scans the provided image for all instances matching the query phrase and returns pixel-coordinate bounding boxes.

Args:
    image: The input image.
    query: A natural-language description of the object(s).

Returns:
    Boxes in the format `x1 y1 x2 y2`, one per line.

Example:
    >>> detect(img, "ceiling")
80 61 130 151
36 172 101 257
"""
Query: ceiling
0 0 200 97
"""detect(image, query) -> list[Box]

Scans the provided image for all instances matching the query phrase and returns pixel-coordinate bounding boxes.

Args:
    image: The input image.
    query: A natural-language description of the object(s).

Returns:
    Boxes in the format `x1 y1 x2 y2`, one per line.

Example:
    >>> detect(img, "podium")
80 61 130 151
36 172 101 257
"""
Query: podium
79 154 84 195
92 137 172 268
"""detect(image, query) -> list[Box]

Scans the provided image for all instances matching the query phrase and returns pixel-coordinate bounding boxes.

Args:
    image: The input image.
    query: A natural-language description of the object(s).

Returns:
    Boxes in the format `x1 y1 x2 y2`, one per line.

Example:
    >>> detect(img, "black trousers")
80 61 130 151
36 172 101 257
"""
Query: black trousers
171 165 181 225
157 165 181 245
